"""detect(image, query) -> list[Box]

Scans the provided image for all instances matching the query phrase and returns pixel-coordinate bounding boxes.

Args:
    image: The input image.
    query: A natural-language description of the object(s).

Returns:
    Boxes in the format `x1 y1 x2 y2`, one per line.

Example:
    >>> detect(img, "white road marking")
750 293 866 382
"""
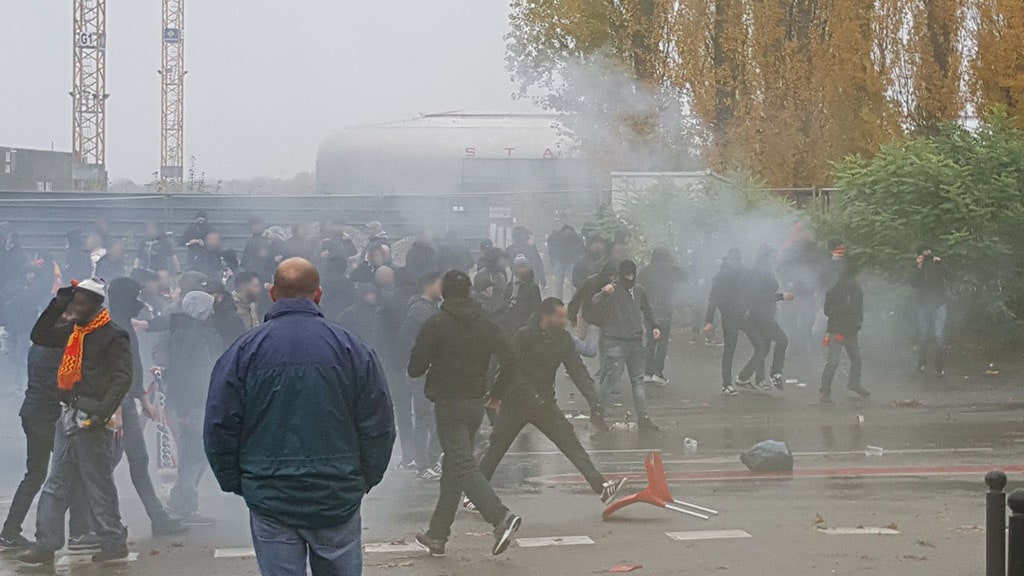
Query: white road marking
817 527 900 535
214 547 256 559
363 542 427 553
57 552 138 565
516 536 595 548
506 449 656 456
666 529 752 542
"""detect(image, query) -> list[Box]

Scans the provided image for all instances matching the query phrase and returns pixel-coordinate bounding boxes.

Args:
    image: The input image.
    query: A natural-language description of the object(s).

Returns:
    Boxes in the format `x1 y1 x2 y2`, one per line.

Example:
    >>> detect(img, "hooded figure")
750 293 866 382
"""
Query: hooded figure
164 290 223 523
473 247 509 318
506 226 546 289
502 256 542 336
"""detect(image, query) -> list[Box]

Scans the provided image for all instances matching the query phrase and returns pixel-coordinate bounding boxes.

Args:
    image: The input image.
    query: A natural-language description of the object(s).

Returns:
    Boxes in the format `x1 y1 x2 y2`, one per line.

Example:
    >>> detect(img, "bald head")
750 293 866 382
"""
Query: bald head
271 258 322 302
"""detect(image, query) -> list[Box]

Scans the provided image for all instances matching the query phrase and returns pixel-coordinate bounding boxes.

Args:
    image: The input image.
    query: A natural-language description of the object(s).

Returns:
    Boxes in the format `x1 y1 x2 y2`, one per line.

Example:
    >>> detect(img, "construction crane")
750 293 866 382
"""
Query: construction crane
160 0 186 193
71 0 108 191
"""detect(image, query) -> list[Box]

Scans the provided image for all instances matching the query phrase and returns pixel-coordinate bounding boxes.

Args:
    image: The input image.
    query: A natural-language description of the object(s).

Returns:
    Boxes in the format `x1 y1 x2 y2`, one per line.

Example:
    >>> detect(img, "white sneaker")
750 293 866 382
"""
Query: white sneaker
651 374 670 385
642 375 656 383
600 477 628 504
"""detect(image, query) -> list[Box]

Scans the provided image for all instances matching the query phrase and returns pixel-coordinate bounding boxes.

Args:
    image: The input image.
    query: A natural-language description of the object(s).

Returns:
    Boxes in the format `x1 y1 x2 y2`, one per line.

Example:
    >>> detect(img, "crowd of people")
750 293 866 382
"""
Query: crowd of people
0 211 950 573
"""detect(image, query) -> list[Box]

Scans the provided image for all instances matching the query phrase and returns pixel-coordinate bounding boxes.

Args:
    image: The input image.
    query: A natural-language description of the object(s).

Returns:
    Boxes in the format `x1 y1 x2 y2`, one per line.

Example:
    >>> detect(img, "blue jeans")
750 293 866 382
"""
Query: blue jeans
599 338 647 421
917 304 947 371
36 419 127 552
250 510 362 576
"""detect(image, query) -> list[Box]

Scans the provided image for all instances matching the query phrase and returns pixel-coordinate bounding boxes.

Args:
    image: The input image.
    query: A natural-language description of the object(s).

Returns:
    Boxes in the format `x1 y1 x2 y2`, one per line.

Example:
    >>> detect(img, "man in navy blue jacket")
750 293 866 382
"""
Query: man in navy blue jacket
204 258 395 576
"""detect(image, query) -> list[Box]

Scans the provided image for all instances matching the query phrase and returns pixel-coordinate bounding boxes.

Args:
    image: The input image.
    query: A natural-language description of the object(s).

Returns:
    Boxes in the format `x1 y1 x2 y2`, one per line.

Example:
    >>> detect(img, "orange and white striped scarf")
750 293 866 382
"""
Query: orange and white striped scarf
57 308 111 391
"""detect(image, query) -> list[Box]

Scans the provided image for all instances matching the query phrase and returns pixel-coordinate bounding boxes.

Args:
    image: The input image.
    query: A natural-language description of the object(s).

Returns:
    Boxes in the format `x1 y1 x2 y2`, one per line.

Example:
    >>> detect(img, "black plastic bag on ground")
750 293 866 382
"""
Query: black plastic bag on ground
740 440 794 472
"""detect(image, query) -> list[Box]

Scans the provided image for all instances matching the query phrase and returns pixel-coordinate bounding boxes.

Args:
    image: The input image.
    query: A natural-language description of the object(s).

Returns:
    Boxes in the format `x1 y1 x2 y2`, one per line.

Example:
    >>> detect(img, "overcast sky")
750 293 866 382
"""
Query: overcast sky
2 1 535 182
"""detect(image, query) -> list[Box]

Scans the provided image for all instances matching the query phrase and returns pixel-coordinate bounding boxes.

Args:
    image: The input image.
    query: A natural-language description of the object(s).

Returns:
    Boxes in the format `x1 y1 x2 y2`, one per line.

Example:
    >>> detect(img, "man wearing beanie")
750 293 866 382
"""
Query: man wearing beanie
18 279 133 565
592 260 662 431
409 270 522 558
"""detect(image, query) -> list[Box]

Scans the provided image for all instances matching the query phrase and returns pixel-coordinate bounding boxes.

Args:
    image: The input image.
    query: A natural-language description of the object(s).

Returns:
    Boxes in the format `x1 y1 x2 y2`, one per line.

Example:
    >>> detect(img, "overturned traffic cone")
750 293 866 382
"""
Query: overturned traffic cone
603 451 719 521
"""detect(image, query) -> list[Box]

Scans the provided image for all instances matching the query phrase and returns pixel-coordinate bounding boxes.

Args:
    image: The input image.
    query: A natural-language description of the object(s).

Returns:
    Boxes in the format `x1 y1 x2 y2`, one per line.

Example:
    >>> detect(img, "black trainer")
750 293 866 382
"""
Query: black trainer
91 547 130 563
638 417 661 432
415 532 447 557
600 477 628 504
0 534 34 551
15 548 55 566
152 518 189 536
492 513 522 556
68 533 101 551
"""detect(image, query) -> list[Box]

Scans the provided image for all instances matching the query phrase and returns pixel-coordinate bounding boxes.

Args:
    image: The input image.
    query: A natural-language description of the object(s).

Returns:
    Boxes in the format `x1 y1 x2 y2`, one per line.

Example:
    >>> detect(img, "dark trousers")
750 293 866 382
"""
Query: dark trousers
118 399 173 525
645 315 672 376
479 391 605 493
739 316 788 382
167 408 207 519
390 375 416 465
36 421 126 552
410 377 440 470
2 415 89 538
820 333 863 394
427 399 509 540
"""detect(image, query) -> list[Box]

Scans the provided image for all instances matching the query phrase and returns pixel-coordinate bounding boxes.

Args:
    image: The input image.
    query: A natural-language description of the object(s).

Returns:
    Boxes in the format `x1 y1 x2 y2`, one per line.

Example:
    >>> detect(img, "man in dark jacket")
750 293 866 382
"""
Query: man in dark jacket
912 244 948 376
319 239 357 320
179 211 212 247
473 247 509 321
240 217 269 272
547 225 585 299
107 277 187 536
19 279 132 565
186 230 224 280
507 226 546 290
704 248 749 396
165 291 223 525
736 245 794 391
572 236 608 290
592 260 661 431
396 272 443 476
502 255 542 337
205 258 394 576
0 345 90 551
338 284 382 349
135 221 179 273
409 271 522 558
478 298 624 502
638 248 687 384
820 262 870 402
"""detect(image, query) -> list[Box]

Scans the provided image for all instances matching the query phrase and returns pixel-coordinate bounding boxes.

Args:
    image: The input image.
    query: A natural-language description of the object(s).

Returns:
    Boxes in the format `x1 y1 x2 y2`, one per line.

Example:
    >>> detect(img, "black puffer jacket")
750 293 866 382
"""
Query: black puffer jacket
407 297 516 402
30 298 133 423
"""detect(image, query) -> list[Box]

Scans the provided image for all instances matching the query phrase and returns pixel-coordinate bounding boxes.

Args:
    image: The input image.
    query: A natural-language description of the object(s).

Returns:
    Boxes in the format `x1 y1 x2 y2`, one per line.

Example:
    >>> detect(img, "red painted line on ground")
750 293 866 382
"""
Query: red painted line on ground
528 464 1024 486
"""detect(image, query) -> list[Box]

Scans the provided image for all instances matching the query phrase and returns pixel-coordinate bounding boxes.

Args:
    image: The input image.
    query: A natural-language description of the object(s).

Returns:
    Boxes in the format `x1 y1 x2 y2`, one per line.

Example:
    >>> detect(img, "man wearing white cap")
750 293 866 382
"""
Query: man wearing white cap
17 279 133 565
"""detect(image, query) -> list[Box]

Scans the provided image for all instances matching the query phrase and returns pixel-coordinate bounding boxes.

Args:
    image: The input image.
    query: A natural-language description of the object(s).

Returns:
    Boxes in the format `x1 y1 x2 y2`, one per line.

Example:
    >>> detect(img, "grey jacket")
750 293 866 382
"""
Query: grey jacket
593 283 660 340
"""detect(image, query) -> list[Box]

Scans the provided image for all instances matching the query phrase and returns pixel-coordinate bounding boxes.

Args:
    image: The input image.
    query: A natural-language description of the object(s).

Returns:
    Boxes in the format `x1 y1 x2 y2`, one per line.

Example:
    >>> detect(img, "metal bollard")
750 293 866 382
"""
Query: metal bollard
987 471 1008 576
1009 489 1024 576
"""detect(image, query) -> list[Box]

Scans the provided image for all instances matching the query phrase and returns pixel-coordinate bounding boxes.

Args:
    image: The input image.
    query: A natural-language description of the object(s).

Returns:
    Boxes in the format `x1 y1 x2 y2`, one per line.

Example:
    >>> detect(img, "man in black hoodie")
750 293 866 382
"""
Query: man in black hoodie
107 277 187 536
19 279 132 565
397 272 443 477
704 248 748 396
478 298 625 503
736 245 793 391
547 225 585 299
592 260 661 431
507 226 545 290
638 248 687 384
409 271 521 558
820 262 870 402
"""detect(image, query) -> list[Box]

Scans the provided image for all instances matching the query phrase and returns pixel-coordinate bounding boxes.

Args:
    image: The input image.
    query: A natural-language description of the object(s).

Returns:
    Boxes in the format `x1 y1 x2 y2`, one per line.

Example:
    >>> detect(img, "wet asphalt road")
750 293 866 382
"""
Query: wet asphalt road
0 334 1021 575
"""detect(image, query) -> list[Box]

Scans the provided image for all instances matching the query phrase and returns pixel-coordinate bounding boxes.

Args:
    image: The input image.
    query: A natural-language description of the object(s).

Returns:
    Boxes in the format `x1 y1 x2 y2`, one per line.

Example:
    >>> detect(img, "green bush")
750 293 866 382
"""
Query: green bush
816 113 1024 331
